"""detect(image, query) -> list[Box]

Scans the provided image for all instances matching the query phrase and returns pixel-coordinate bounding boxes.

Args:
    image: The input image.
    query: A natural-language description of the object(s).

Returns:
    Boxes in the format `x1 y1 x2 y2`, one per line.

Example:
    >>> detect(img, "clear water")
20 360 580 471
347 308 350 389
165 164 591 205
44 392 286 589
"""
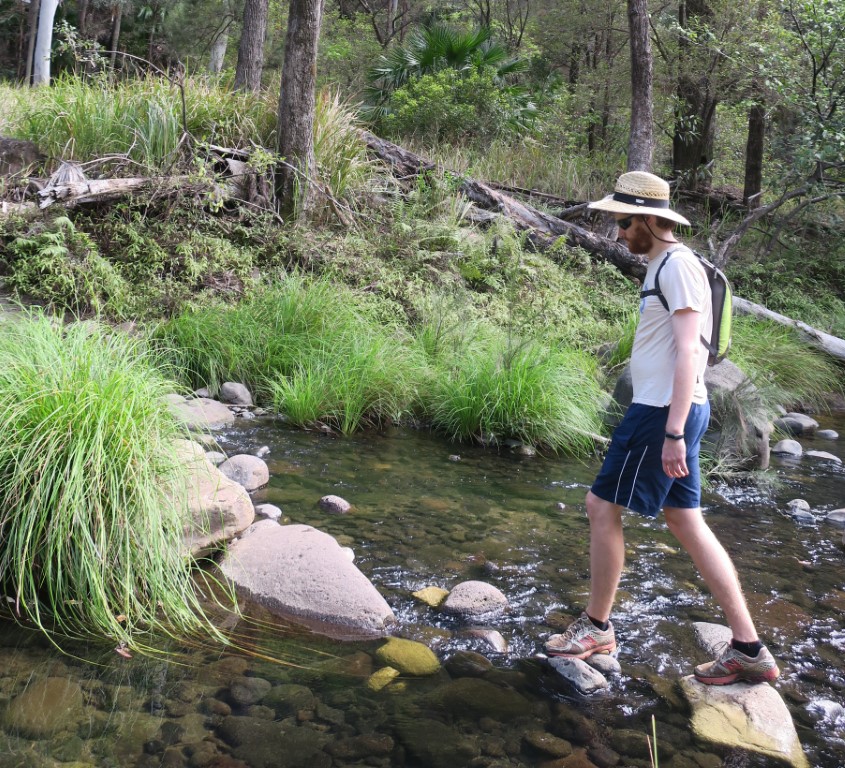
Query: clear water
1 415 843 768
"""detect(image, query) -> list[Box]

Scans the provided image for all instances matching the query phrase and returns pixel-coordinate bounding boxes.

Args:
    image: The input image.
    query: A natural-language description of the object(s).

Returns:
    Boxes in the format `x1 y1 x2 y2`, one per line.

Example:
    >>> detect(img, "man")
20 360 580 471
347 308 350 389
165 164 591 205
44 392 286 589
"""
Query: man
544 171 778 686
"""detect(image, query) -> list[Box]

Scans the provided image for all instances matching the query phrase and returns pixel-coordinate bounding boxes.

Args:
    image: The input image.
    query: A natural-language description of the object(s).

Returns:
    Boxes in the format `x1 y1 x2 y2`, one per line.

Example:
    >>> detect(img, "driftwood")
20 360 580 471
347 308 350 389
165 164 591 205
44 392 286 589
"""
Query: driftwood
37 175 211 209
360 131 648 282
734 297 845 363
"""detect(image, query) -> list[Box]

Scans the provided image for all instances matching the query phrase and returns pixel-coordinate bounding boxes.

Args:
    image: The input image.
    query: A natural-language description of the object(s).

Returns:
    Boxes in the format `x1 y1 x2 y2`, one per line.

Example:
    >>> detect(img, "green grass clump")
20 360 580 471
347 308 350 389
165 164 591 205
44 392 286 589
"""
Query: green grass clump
0 312 225 649
730 316 844 410
421 322 606 455
153 276 424 434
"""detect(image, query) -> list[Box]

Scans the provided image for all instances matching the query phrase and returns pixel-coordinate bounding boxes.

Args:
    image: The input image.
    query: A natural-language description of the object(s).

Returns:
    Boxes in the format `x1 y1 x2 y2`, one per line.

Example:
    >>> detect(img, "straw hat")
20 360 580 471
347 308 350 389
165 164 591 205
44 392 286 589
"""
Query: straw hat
588 171 690 226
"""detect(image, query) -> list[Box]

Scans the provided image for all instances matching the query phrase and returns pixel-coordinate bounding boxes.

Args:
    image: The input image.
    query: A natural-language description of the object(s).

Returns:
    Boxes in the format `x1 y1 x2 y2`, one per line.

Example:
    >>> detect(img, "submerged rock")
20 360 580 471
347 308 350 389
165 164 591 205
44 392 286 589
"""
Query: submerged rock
805 450 841 464
219 521 396 638
412 586 450 607
816 429 839 440
367 666 400 692
3 677 84 738
825 509 845 528
774 413 819 436
679 676 809 768
318 494 351 514
375 637 440 676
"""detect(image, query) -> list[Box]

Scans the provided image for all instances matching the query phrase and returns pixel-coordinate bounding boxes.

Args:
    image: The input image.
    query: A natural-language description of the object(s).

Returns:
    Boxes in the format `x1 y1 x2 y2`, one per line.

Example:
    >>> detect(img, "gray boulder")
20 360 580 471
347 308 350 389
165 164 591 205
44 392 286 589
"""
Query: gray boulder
219 382 254 406
218 454 269 491
318 495 351 514
772 439 802 457
825 509 845 528
692 621 733 654
816 429 839 440
805 450 841 464
219 521 396 638
174 440 255 556
442 581 508 617
679 676 809 768
774 412 819 436
167 395 235 430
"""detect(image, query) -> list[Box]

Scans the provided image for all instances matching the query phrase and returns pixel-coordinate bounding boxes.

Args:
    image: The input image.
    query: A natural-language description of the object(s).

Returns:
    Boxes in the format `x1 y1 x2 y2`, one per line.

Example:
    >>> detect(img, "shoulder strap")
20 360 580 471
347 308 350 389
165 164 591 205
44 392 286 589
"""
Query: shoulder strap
639 251 677 311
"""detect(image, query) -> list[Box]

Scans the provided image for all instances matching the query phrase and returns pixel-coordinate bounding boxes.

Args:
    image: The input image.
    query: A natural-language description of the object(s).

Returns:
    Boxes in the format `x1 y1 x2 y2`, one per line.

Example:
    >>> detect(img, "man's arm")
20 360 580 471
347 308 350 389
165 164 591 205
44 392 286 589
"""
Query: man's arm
663 307 701 478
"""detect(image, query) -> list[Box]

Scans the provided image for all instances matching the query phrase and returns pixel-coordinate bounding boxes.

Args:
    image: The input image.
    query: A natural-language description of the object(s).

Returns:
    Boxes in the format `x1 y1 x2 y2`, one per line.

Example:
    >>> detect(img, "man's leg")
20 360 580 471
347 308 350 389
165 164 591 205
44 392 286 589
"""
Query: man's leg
544 491 623 658
585 491 625 623
663 506 757 640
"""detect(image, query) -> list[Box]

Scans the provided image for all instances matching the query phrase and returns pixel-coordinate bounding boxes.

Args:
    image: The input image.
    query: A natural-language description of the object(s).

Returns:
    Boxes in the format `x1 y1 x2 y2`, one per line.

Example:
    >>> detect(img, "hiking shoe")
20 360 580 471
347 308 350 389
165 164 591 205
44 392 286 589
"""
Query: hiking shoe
694 643 780 685
544 612 616 659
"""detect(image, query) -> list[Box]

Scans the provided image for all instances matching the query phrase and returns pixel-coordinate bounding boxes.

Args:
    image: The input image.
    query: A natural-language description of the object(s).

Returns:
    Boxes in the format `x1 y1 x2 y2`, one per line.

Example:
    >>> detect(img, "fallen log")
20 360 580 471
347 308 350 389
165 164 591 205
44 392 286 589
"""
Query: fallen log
37 175 211 209
733 297 845 363
360 131 647 282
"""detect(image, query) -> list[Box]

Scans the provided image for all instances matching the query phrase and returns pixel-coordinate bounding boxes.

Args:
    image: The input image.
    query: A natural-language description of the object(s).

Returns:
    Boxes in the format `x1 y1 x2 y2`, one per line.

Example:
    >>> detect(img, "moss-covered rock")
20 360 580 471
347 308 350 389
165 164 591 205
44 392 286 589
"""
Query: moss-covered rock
374 637 441 676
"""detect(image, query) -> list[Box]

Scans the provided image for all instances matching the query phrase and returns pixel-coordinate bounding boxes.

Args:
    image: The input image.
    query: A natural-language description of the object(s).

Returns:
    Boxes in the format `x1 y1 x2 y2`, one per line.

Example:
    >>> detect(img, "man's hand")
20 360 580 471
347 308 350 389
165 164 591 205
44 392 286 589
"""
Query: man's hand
662 437 688 478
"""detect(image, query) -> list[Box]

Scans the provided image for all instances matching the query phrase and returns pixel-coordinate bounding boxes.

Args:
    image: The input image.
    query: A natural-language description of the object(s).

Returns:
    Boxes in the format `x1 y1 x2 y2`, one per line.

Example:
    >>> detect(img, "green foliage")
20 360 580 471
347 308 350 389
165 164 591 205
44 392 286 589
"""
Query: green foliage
422 325 605 455
730 315 843 410
6 216 129 316
0 312 228 649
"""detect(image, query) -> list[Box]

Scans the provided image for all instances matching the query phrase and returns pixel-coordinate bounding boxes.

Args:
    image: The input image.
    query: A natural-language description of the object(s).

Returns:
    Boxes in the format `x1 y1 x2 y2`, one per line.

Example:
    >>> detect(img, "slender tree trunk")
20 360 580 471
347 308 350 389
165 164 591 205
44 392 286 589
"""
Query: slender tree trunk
275 0 324 220
78 0 90 36
386 0 398 40
109 5 123 69
234 0 269 91
24 0 41 84
627 0 653 171
209 20 231 74
743 103 765 206
31 0 59 85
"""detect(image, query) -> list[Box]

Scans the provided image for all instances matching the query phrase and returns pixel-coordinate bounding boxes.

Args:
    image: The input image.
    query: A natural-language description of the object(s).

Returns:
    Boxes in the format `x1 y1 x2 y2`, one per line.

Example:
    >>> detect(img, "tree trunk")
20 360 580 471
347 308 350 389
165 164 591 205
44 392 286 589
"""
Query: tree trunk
234 0 269 91
209 20 231 74
24 0 41 84
627 0 653 171
31 0 59 85
78 0 90 37
386 0 398 40
275 0 324 221
743 102 765 206
672 0 717 190
109 5 122 69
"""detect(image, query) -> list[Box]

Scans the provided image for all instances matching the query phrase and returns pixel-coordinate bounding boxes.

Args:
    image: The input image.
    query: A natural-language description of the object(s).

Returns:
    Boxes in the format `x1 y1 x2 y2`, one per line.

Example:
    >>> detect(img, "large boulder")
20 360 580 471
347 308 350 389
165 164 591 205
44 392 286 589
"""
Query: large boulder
610 359 772 469
166 395 236 430
174 440 255 556
218 521 396 638
679 676 808 768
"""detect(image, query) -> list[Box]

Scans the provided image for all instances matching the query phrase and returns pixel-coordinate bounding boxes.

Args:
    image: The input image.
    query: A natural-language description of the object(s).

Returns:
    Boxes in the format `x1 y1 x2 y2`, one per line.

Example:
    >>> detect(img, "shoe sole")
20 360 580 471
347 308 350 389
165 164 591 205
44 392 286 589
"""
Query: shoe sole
694 669 780 685
545 642 617 660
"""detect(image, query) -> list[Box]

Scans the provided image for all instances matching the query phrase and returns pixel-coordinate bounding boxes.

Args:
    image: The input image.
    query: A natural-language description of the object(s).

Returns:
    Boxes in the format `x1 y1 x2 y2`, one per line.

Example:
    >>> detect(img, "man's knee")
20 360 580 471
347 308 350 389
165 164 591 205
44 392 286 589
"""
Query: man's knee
586 491 621 526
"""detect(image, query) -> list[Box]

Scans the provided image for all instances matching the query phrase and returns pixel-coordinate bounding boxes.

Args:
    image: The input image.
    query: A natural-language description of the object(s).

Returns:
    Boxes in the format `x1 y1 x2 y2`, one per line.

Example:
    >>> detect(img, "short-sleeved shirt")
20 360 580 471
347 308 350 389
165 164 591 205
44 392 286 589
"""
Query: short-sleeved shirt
630 246 712 407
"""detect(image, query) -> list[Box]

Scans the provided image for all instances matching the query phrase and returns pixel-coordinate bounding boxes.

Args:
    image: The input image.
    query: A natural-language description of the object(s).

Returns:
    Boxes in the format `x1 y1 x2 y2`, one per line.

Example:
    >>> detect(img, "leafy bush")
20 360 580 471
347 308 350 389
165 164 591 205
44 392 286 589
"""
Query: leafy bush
6 216 129 316
0 313 227 649
378 68 535 142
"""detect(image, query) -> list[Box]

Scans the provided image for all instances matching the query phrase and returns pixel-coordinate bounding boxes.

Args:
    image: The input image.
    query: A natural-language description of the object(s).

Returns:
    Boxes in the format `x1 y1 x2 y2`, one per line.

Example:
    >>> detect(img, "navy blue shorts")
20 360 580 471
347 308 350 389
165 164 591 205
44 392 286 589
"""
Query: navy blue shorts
591 401 710 517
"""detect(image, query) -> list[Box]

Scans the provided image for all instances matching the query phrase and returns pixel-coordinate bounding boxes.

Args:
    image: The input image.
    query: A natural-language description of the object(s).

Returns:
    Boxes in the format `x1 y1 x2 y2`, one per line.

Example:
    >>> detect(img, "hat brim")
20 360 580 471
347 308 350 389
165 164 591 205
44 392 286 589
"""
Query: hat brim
588 195 691 227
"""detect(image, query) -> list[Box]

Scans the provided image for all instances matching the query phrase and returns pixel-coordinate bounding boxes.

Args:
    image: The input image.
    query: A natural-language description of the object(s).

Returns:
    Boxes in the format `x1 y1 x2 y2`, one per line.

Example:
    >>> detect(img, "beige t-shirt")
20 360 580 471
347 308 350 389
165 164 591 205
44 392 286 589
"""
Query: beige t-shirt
630 246 712 407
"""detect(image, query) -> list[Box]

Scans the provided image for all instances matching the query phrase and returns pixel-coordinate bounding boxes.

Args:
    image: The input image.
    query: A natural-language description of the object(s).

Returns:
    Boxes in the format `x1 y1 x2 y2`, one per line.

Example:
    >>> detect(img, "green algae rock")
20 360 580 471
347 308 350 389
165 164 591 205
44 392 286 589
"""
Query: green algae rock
374 637 441 676
366 666 400 692
412 586 450 607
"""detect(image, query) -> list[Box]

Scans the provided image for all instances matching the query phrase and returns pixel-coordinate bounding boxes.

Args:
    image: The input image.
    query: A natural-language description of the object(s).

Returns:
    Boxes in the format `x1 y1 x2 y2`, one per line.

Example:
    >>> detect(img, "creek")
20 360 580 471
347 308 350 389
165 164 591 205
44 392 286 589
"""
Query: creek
0 415 844 768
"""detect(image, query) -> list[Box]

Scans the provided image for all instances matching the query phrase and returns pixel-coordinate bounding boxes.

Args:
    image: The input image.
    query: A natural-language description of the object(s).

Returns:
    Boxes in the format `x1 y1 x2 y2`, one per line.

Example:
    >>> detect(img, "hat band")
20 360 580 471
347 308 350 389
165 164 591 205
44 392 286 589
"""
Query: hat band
612 192 669 208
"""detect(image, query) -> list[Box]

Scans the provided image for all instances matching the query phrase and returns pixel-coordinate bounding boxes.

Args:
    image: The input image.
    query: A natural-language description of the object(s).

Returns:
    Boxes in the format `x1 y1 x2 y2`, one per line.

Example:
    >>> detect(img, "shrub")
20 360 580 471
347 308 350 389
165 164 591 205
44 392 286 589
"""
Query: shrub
0 313 226 649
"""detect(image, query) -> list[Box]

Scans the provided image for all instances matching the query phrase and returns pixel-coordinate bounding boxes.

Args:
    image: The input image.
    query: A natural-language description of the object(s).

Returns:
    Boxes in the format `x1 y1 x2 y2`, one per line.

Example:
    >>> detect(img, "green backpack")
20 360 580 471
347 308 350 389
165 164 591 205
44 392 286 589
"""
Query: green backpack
640 248 733 366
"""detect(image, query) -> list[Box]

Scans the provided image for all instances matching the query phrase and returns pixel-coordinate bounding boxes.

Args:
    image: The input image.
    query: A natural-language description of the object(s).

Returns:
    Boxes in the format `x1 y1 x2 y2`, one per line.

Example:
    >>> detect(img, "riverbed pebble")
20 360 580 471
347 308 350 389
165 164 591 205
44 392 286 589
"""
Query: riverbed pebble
254 503 283 521
825 509 845 528
318 494 351 514
774 413 819 436
585 653 621 676
375 637 440 676
805 450 841 463
465 627 508 653
816 429 839 440
548 657 608 694
442 580 509 617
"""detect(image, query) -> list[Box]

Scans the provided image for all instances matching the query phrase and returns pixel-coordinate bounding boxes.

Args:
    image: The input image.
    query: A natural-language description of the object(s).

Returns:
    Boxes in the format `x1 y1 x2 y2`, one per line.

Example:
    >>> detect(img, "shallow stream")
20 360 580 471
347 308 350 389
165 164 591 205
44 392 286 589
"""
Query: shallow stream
1 415 844 768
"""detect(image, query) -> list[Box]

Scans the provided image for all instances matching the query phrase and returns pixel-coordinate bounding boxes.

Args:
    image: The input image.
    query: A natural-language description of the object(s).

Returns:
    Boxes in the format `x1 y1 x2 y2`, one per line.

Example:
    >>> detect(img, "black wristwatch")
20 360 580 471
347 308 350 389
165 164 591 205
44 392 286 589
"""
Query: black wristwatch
665 432 685 440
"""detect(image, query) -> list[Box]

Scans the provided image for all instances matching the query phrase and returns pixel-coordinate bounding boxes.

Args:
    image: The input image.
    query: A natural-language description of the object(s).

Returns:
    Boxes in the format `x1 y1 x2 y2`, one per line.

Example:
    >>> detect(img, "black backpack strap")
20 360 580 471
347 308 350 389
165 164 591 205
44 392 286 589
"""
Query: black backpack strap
639 251 676 311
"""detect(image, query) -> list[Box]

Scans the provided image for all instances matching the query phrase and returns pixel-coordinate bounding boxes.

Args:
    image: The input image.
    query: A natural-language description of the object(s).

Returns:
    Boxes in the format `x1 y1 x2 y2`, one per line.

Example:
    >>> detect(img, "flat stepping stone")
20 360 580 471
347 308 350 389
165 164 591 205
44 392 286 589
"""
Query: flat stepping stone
548 656 608 694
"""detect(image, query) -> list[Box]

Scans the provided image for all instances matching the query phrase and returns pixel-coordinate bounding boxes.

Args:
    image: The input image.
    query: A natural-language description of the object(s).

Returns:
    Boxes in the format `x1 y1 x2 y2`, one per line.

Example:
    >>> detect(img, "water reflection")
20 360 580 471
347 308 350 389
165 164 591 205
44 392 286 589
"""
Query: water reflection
0 415 843 767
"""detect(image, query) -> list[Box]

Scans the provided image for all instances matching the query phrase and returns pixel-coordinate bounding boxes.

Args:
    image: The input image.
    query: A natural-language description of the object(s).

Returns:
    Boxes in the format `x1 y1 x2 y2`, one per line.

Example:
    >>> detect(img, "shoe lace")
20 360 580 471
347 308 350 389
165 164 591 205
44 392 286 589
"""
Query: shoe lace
561 614 592 640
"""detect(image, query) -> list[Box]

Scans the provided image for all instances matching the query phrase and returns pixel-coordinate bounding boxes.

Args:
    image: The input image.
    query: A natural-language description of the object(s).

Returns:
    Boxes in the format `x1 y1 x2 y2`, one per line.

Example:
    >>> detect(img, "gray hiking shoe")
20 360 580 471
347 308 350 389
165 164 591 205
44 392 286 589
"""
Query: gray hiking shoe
694 643 780 685
544 612 616 659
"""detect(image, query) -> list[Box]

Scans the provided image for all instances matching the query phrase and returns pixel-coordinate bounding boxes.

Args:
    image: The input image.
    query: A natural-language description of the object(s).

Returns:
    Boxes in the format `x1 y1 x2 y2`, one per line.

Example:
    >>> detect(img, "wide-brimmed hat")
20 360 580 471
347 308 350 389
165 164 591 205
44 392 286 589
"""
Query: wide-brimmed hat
588 171 690 226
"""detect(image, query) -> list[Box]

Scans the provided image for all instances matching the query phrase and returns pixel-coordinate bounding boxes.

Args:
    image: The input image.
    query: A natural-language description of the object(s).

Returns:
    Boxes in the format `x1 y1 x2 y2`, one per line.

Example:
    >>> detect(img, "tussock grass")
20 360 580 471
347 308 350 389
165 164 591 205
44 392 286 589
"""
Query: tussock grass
419 321 606 455
153 276 423 434
729 316 843 410
0 312 226 650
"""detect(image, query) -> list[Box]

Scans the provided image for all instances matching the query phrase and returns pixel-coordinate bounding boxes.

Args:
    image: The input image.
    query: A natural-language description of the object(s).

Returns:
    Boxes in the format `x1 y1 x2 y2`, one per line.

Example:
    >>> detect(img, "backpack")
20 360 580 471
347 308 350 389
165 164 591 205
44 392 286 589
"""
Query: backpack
640 248 733 366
